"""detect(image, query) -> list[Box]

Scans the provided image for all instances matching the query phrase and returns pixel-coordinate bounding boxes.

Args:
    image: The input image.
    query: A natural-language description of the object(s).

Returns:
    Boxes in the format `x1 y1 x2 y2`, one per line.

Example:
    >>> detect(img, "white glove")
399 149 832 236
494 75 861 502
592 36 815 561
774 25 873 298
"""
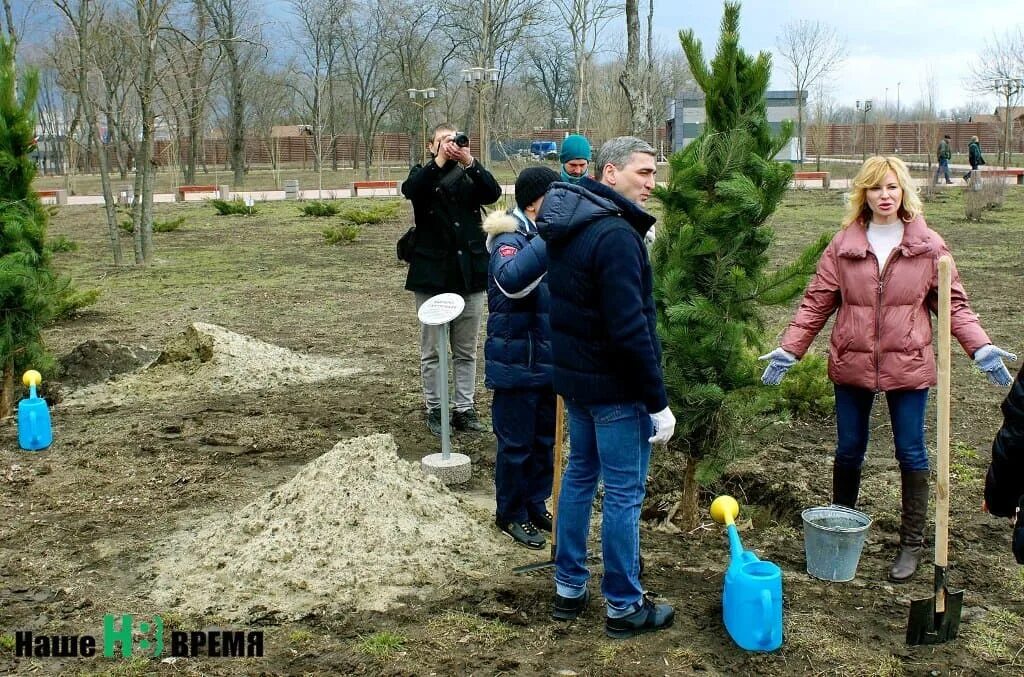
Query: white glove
644 226 656 246
648 406 676 445
758 347 798 385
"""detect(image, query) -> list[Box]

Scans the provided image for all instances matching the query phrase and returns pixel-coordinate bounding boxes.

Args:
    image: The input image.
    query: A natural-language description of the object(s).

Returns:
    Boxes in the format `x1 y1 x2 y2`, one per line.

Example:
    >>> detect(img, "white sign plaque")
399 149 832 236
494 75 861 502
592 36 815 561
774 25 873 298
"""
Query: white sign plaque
417 293 465 326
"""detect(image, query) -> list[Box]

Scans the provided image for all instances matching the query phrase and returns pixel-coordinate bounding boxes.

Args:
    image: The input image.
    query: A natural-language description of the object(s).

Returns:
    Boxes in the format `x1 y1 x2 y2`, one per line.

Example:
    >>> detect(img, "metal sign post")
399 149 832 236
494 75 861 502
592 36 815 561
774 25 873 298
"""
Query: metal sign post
417 294 472 484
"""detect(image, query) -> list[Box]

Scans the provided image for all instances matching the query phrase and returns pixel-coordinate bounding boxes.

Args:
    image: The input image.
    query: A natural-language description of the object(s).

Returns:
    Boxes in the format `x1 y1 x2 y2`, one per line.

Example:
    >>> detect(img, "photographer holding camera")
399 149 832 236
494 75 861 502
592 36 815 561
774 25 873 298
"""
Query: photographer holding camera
402 122 503 435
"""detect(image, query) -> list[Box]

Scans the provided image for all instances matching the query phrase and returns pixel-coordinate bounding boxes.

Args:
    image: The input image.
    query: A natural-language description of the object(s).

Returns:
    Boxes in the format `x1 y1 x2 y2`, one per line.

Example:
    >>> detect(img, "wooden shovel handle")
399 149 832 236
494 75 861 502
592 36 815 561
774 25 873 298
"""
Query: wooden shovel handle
935 256 951 572
551 395 565 549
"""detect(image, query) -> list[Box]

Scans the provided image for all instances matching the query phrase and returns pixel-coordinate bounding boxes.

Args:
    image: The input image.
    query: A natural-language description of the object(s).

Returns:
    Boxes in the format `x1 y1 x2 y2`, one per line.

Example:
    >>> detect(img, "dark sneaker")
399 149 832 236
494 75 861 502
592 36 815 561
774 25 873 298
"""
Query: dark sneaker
452 408 488 432
529 510 553 532
605 595 675 639
551 589 590 621
497 519 545 549
426 408 442 437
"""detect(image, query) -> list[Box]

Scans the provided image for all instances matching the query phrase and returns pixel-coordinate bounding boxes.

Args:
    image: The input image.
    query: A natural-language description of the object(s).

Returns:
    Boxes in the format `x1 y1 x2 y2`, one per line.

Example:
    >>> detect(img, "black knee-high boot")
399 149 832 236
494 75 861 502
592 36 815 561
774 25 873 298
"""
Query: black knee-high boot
832 461 863 509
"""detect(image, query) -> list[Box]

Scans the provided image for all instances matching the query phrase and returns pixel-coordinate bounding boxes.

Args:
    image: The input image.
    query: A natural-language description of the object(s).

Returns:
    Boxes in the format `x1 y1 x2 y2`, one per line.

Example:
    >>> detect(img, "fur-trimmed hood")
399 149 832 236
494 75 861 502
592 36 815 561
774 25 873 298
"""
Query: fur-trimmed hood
483 209 530 252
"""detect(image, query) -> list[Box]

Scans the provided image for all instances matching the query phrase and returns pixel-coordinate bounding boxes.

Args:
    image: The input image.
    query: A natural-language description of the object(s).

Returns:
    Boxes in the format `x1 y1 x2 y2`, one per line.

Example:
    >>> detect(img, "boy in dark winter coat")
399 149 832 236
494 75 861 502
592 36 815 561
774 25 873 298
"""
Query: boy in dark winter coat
984 362 1024 564
483 166 560 549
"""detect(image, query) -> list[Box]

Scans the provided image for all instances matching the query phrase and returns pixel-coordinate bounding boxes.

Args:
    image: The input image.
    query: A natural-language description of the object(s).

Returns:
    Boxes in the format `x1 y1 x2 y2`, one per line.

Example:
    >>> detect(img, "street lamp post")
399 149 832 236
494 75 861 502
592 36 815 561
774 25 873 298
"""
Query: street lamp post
461 66 500 166
856 99 873 160
895 82 901 152
992 76 1023 168
407 87 437 165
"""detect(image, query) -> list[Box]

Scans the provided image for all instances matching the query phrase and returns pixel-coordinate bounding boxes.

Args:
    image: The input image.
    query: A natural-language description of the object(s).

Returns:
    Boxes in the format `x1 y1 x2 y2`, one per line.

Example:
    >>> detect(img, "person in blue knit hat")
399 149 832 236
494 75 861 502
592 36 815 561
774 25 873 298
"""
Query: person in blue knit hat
559 134 592 184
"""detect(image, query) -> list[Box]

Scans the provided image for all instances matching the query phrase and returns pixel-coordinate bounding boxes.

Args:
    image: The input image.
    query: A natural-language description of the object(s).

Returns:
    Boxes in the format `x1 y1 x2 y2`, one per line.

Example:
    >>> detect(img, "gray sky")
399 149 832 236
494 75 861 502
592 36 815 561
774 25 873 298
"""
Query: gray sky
649 0 1022 112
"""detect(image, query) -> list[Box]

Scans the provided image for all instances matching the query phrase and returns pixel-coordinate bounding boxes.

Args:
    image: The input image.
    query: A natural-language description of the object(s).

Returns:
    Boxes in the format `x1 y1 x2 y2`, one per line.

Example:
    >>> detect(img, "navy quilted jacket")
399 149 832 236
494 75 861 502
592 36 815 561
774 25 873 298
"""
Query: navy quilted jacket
536 178 668 413
483 208 552 390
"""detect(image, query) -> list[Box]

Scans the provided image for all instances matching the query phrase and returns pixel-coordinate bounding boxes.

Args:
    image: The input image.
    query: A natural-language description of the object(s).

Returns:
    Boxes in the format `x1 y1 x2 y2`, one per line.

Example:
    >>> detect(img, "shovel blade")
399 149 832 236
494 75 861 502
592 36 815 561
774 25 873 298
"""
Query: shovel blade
906 588 964 645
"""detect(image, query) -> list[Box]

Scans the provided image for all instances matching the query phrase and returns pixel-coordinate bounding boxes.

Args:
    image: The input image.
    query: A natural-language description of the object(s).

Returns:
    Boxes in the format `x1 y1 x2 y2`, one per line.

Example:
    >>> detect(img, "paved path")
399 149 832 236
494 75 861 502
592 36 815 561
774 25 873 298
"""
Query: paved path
43 169 1023 207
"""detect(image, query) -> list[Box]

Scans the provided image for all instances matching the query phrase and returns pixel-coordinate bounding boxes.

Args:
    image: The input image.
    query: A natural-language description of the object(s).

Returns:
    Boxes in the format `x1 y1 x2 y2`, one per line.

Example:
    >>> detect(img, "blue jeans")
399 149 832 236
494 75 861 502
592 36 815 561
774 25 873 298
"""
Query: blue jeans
554 400 652 617
834 384 929 472
492 388 555 524
935 158 951 183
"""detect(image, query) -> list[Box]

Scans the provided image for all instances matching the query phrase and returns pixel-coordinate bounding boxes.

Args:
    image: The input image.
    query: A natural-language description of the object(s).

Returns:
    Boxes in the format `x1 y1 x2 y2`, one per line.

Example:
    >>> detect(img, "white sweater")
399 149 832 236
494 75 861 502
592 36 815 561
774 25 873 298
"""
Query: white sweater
868 221 904 273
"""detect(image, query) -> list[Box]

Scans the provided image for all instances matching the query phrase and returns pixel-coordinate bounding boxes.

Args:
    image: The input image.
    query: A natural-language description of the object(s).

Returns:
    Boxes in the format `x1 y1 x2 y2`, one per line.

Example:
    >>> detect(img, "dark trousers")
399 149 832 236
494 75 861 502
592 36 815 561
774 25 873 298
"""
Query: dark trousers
493 388 556 524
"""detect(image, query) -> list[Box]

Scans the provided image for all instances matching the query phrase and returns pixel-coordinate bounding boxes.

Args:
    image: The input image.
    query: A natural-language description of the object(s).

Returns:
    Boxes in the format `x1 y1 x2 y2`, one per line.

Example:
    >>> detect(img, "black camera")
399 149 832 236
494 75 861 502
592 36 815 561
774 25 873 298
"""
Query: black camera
452 132 470 147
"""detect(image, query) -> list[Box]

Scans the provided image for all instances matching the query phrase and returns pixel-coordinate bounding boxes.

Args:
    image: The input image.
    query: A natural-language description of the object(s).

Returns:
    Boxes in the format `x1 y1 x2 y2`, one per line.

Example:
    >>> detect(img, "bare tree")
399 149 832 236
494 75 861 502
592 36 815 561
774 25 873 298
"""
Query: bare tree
158 0 222 184
776 20 846 163
383 0 457 163
619 0 654 135
551 0 623 133
288 0 344 194
441 0 546 164
807 83 836 170
336 0 404 180
52 0 122 265
201 0 260 187
523 31 575 127
247 67 293 185
968 28 1024 167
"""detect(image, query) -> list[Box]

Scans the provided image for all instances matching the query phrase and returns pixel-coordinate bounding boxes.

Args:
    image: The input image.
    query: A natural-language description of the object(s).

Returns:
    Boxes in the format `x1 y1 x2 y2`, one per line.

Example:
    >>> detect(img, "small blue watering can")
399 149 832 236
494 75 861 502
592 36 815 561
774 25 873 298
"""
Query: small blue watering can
710 495 783 652
18 369 52 451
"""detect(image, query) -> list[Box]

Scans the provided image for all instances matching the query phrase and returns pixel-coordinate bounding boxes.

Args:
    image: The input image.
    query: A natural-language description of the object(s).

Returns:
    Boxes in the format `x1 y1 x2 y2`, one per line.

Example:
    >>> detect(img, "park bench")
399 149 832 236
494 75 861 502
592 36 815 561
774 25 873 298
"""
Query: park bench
792 171 830 189
351 180 398 196
35 189 68 205
980 168 1024 185
176 184 219 201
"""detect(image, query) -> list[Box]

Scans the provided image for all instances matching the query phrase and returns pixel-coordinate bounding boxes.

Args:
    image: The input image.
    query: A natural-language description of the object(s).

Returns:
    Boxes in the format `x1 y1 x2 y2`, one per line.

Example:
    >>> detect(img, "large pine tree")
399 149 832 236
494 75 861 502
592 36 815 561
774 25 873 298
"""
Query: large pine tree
651 2 829 528
0 38 66 412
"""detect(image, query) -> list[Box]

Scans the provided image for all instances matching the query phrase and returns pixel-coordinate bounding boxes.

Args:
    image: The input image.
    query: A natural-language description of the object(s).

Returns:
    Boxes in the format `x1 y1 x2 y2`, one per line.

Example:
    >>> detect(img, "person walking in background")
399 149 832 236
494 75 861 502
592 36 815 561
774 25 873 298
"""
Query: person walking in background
760 155 1016 582
934 134 953 184
983 362 1024 564
964 135 985 183
483 166 560 550
538 136 676 638
402 123 502 436
558 134 592 184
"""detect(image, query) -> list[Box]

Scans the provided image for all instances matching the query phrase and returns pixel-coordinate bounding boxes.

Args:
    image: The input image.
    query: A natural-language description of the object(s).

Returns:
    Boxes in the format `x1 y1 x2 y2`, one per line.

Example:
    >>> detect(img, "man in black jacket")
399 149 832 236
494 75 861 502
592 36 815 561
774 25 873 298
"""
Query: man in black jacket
402 123 502 435
537 136 676 638
984 362 1024 563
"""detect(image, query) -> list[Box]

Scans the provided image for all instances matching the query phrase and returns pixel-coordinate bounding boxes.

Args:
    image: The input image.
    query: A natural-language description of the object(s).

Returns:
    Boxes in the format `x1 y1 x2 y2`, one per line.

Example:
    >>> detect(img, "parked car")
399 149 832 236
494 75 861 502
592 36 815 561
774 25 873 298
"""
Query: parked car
530 140 558 161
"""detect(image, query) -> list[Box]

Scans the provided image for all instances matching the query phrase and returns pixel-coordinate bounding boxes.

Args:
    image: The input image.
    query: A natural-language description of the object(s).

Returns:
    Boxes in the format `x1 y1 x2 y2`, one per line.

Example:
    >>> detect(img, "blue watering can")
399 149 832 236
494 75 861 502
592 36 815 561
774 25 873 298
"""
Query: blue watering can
18 369 52 451
710 495 783 652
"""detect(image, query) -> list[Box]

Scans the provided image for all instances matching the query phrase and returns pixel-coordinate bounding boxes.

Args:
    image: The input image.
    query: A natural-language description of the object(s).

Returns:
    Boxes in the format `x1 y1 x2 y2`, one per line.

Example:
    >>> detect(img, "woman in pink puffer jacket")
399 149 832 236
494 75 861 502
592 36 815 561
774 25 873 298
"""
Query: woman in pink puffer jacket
760 155 1016 583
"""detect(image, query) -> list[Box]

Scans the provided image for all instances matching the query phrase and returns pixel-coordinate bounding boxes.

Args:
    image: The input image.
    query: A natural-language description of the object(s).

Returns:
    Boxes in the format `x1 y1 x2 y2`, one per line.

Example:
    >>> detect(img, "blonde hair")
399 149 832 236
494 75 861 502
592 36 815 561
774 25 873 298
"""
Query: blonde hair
843 155 923 226
971 135 979 143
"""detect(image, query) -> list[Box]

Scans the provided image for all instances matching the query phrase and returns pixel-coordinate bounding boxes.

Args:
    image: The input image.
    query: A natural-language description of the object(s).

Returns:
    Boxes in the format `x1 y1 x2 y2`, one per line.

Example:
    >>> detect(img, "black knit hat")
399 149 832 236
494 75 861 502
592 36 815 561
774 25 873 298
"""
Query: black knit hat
515 166 559 211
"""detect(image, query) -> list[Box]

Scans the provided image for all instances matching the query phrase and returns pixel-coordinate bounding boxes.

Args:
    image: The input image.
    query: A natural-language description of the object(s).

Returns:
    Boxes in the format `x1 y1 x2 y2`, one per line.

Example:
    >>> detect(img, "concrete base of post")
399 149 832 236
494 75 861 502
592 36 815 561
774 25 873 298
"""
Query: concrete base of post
421 452 471 486
218 184 231 200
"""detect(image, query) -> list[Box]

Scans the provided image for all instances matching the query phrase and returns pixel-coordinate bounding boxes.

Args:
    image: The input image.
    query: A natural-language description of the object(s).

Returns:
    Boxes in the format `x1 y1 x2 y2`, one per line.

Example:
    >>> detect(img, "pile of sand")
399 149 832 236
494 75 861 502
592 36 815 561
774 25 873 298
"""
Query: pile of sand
150 433 515 621
62 322 369 407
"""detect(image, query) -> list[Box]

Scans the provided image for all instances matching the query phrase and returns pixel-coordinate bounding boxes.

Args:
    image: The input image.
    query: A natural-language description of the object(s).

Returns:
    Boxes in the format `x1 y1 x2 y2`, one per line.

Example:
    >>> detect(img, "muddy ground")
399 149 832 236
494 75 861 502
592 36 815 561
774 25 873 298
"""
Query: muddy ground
1 189 1023 676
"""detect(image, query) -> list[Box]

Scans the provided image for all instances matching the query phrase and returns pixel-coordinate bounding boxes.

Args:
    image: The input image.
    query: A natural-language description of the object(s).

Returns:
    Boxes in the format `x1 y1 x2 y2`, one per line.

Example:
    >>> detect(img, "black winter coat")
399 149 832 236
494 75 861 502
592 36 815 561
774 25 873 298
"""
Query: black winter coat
401 158 502 295
536 178 668 414
985 362 1024 517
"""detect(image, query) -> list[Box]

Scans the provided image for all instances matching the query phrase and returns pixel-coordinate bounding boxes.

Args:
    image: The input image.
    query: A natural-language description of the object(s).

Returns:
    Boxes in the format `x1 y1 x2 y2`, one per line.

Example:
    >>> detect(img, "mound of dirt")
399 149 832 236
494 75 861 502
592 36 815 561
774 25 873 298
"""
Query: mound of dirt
58 339 160 387
61 322 370 407
150 433 515 621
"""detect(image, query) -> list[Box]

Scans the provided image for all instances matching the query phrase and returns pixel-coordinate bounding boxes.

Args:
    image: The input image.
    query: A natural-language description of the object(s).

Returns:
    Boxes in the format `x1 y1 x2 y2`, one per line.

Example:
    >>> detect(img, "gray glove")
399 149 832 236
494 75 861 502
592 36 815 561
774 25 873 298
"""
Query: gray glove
758 348 797 386
974 344 1017 386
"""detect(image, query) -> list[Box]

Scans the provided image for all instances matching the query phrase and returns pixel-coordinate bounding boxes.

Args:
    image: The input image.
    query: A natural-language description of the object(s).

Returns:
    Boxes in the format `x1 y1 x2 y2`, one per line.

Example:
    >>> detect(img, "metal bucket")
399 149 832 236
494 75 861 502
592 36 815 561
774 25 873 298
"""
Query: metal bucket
801 505 872 582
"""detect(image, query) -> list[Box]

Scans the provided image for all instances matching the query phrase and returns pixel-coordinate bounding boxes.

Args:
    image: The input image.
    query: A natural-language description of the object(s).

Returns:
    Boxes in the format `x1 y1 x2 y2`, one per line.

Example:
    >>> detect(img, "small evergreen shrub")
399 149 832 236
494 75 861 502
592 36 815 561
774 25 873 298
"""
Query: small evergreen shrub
301 201 341 217
323 224 361 245
211 198 257 216
339 202 399 224
154 216 186 232
48 235 77 253
776 353 834 418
